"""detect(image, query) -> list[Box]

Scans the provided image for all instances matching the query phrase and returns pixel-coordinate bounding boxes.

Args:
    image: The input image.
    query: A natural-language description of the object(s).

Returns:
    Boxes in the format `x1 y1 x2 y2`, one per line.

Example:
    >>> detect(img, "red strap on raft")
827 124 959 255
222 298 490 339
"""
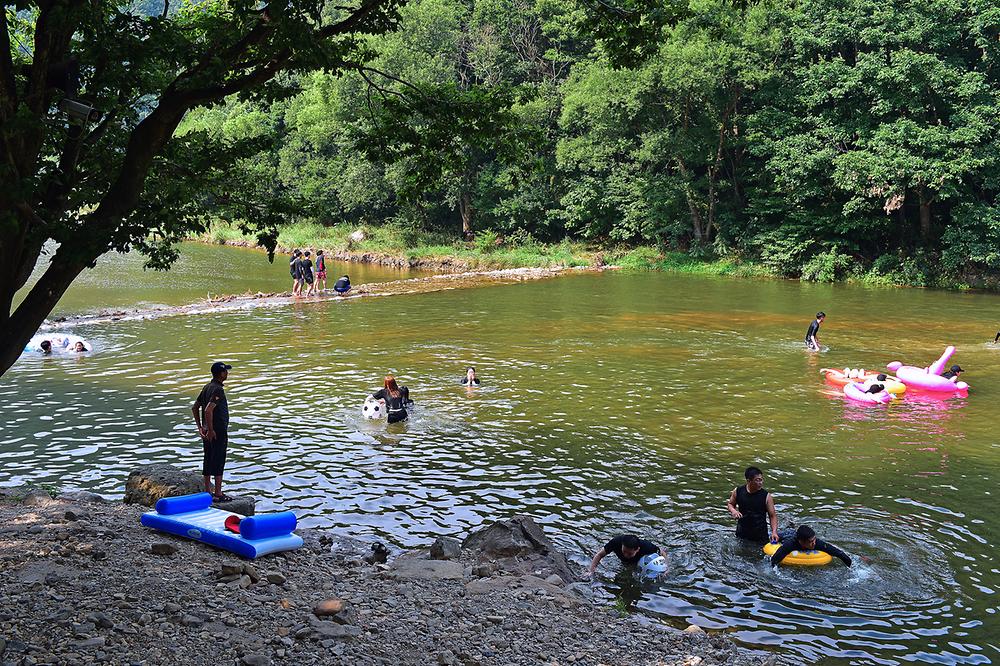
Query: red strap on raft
224 515 242 534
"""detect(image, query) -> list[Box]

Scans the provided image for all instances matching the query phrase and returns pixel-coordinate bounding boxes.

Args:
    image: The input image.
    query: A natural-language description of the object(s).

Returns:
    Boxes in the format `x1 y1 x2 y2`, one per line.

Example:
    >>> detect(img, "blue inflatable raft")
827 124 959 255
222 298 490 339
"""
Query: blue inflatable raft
140 492 303 559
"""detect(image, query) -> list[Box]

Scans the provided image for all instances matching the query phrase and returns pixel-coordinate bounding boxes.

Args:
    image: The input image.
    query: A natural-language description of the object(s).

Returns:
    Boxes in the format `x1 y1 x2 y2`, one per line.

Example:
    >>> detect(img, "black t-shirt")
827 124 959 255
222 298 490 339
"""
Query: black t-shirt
300 258 314 279
460 377 480 385
290 256 301 278
941 371 957 379
805 319 821 341
195 379 229 433
735 485 769 542
334 277 350 291
372 386 411 413
603 535 659 565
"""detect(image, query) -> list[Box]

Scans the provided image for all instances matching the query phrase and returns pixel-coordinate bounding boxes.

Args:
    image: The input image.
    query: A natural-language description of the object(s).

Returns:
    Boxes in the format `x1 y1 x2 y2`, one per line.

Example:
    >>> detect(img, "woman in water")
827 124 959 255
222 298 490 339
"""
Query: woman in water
371 375 412 424
461 367 480 385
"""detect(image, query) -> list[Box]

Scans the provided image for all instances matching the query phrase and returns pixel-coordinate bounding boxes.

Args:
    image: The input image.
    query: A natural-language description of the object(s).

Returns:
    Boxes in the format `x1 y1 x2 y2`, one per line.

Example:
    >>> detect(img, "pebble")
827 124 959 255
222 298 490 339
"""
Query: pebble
150 543 178 556
241 655 270 666
265 572 286 585
313 598 345 616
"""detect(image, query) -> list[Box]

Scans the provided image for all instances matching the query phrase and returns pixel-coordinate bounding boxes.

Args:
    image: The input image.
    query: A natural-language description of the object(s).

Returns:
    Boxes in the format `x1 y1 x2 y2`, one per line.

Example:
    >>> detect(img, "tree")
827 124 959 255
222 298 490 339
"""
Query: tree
1 0 404 377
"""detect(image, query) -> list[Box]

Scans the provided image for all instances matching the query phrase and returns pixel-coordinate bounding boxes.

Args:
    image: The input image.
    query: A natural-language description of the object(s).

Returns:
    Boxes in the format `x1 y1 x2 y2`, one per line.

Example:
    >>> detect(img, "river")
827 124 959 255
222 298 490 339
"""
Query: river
3 243 999 664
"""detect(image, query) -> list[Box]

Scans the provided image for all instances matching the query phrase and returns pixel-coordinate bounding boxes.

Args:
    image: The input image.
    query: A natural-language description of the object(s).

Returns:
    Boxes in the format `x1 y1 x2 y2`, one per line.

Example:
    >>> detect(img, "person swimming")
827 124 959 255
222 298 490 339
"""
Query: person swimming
768 525 852 567
73 341 88 352
461 367 480 385
370 375 412 424
39 340 52 354
941 364 963 381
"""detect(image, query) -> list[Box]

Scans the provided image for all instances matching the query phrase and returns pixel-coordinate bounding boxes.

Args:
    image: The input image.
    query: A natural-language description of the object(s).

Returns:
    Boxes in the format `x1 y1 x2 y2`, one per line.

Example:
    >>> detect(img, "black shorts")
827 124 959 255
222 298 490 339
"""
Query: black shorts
202 432 228 476
387 410 408 424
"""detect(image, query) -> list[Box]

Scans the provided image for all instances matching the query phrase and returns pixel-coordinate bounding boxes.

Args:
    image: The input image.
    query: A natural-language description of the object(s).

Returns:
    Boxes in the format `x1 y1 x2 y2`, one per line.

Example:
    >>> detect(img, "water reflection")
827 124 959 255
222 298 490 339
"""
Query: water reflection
2 272 1000 664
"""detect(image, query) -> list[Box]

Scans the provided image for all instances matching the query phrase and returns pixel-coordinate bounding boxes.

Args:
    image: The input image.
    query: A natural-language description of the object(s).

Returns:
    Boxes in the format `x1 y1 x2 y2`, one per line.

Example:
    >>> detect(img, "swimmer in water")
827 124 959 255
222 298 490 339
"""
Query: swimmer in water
583 534 667 579
74 341 88 352
461 367 480 385
727 466 780 544
39 340 52 354
768 525 852 567
940 364 963 382
805 312 825 351
371 375 412 424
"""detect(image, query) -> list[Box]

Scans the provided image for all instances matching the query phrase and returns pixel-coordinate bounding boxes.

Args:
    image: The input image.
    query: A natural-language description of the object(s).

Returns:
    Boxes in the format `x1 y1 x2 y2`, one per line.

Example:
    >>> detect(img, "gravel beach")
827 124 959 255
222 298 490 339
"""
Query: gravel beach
0 487 775 666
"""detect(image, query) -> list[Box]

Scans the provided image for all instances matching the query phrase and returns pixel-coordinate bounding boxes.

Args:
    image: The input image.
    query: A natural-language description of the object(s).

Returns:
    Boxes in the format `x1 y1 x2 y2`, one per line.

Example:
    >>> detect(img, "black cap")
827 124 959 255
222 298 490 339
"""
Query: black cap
951 364 963 373
211 362 232 375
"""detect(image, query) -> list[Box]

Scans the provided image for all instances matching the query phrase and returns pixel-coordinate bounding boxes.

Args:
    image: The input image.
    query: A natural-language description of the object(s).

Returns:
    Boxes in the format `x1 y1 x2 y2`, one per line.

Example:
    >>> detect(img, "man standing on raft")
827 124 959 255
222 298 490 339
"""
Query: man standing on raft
192 361 233 502
805 311 825 351
727 466 779 544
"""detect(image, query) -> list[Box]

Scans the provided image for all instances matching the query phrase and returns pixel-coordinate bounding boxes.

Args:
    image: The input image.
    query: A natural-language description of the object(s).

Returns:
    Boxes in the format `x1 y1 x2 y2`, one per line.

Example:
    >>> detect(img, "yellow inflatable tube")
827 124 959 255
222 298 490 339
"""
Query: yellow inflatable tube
763 542 832 566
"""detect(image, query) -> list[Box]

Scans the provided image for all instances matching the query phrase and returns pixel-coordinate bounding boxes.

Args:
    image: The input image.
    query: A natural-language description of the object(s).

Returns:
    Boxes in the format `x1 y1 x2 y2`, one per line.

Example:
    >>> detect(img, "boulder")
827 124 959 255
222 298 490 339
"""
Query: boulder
123 464 202 506
462 515 575 583
123 464 255 514
429 536 462 560
213 494 256 516
56 490 106 503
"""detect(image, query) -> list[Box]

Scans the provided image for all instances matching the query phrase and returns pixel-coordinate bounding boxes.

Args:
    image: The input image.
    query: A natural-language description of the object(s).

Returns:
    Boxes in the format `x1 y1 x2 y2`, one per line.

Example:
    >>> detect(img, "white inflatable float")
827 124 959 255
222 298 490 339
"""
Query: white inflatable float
24 334 90 353
362 395 386 420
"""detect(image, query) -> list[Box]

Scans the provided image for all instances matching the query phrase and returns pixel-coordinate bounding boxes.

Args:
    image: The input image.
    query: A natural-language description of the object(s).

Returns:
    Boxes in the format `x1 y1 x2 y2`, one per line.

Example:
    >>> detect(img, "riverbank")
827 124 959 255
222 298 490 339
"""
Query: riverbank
0 486 771 666
195 221 993 290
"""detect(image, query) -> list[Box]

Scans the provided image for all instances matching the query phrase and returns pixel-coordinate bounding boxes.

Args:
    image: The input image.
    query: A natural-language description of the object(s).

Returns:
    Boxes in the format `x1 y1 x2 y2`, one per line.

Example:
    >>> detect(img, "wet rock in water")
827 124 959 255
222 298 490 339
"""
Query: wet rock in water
150 542 178 556
389 558 464 581
462 515 575 583
123 464 202 506
429 536 462 560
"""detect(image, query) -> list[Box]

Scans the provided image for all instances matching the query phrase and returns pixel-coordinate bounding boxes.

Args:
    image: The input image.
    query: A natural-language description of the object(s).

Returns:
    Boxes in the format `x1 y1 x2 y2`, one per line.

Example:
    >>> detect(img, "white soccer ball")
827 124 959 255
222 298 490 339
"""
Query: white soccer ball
362 396 385 420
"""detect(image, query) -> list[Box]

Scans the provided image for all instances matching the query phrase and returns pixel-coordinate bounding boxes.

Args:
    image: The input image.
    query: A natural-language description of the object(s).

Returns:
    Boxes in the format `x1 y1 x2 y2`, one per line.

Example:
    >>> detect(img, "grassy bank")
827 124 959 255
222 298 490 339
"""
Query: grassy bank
195 222 987 290
197 221 595 270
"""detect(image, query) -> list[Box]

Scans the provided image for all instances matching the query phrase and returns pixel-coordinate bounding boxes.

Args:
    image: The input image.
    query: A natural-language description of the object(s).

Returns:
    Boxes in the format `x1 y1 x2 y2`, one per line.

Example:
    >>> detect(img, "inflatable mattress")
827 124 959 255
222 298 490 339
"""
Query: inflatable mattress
140 492 303 559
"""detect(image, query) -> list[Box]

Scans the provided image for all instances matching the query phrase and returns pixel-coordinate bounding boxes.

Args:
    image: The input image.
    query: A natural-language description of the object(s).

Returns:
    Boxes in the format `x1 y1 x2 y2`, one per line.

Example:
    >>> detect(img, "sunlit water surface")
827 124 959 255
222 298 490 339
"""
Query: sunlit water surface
4 252 1000 665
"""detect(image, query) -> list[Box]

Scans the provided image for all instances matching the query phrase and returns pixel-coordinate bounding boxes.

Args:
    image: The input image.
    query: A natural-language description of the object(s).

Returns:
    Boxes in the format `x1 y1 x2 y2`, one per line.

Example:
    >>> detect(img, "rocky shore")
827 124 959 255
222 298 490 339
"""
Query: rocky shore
0 484 773 666
40 266 609 331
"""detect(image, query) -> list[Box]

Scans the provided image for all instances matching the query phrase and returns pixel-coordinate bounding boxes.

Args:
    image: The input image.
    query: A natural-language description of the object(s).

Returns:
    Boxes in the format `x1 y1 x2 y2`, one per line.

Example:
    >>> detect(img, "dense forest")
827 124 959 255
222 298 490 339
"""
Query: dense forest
178 0 1000 286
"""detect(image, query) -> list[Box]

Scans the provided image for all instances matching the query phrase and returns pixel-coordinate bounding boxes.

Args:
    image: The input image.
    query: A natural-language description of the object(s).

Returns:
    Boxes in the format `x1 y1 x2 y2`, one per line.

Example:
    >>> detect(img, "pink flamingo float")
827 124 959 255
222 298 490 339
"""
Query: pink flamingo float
887 346 969 397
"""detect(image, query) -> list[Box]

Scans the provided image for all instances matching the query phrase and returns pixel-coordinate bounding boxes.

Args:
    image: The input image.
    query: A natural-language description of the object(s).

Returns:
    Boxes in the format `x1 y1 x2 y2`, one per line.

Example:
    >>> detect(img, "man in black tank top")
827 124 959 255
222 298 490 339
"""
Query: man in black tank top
727 466 779 543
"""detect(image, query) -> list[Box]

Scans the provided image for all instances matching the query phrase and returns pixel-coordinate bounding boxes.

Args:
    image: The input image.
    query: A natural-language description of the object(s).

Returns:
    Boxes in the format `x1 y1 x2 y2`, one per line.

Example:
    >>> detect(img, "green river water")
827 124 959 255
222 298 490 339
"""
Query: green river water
4 243 1000 664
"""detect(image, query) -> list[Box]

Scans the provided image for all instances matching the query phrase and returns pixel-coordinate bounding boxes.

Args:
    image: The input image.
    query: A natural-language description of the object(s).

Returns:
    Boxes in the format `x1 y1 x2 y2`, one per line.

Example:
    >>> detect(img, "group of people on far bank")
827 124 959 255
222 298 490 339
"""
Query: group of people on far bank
289 249 350 297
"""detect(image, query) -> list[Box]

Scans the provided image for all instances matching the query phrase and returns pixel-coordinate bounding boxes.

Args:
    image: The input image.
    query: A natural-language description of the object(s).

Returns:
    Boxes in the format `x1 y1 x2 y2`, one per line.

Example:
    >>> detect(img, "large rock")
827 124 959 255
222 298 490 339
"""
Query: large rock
429 536 462 560
462 515 575 583
213 495 255 516
123 464 255 514
124 464 202 506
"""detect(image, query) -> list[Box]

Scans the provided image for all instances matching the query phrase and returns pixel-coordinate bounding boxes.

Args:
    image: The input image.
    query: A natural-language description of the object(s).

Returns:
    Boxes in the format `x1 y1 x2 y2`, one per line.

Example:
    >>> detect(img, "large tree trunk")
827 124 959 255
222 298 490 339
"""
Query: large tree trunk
918 191 933 242
459 191 474 238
